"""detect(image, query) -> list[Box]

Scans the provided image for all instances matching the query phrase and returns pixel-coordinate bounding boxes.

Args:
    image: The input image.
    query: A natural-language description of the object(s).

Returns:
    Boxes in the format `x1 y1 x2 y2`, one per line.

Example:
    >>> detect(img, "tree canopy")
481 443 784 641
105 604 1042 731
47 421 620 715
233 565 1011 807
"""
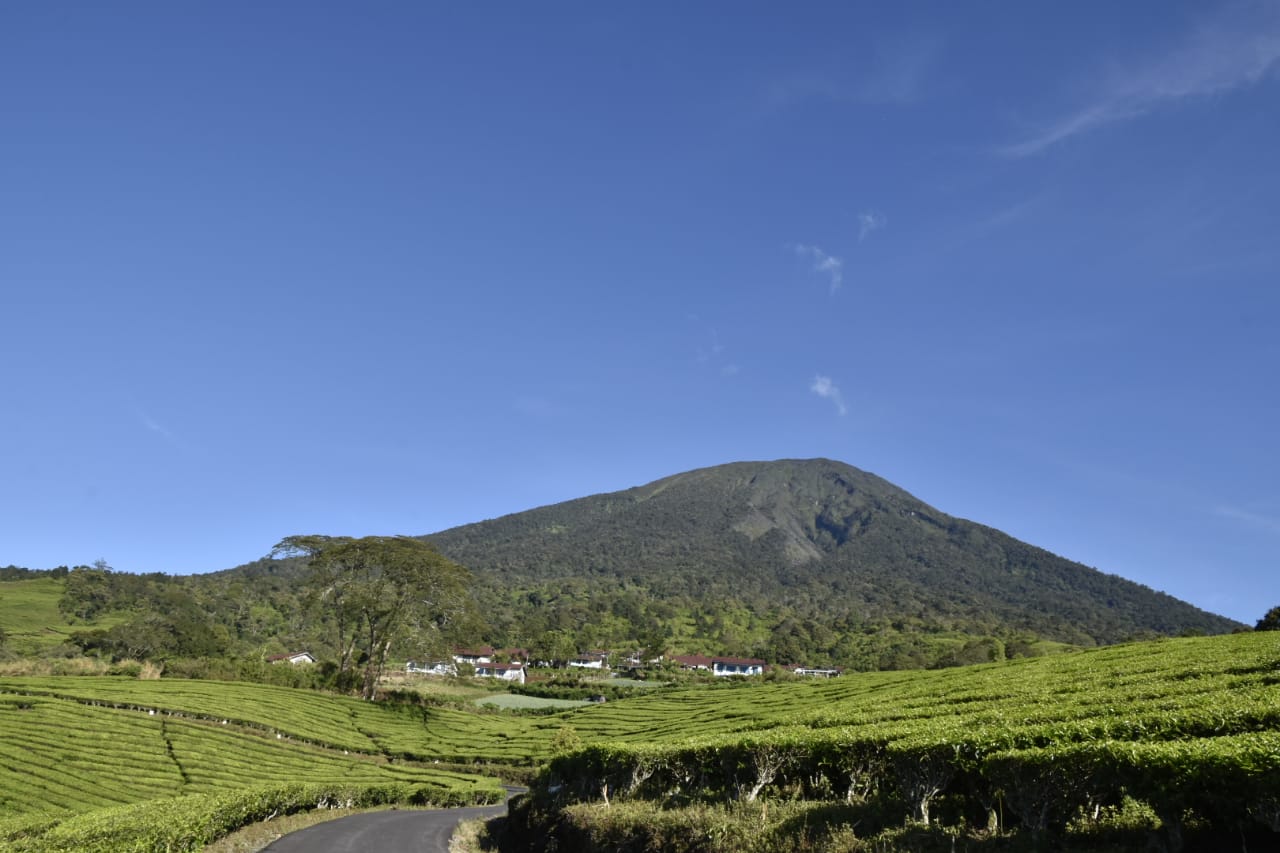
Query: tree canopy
1256 606 1280 632
272 535 471 699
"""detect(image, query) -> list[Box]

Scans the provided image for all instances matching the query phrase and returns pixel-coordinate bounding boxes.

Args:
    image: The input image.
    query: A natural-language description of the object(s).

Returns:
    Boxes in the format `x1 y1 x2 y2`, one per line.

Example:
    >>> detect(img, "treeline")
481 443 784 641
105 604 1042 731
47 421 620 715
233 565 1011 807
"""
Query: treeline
0 558 1234 678
4 557 477 687
467 573 1076 672
1 561 1130 675
1 564 68 580
3 561 321 668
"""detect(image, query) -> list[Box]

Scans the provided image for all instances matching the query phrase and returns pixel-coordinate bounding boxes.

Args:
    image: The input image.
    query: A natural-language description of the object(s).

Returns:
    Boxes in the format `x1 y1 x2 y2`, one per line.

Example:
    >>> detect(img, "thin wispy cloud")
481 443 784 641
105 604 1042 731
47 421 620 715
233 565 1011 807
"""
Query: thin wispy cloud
1214 505 1280 535
810 375 847 416
136 409 194 453
1003 9 1280 156
939 194 1046 253
792 244 844 294
139 411 176 443
857 211 885 242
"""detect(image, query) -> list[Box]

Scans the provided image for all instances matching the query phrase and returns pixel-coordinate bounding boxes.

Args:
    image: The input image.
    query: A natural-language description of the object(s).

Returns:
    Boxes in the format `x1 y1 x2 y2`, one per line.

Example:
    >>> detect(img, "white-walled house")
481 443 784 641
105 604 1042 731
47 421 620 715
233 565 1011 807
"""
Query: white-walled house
267 651 315 665
791 665 843 678
475 662 526 684
452 646 495 665
406 660 457 676
711 657 765 677
568 651 609 670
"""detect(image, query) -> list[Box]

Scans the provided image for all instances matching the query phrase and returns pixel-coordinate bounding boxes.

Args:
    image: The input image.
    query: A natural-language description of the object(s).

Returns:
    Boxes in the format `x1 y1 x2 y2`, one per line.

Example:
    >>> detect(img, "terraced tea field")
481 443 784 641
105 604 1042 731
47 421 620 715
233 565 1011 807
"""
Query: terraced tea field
529 632 1280 848
1 632 1276 849
0 683 506 850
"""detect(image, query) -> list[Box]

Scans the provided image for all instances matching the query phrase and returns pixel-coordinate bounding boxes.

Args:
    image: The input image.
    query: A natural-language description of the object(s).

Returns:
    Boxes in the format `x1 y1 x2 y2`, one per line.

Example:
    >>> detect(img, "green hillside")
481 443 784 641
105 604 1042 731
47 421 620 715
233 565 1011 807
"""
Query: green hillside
0 577 129 656
426 458 1241 664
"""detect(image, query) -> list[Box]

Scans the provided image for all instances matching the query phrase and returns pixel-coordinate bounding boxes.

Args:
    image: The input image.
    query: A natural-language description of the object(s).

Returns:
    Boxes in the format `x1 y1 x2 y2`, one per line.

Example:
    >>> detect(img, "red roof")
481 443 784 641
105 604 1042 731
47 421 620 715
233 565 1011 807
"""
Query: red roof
672 654 714 667
713 656 766 666
266 651 312 662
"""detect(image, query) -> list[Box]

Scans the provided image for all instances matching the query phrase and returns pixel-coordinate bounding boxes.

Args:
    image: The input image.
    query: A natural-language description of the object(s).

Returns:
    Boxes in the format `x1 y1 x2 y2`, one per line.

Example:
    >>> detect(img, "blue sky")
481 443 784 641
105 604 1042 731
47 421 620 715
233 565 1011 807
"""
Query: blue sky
2 2 1277 625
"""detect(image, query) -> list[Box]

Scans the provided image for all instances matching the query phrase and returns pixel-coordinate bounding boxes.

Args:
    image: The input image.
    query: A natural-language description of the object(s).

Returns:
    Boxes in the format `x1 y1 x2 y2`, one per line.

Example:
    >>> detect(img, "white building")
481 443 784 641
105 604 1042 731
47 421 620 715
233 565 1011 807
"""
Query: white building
567 651 609 670
452 646 495 665
406 660 456 676
475 663 526 684
711 657 765 677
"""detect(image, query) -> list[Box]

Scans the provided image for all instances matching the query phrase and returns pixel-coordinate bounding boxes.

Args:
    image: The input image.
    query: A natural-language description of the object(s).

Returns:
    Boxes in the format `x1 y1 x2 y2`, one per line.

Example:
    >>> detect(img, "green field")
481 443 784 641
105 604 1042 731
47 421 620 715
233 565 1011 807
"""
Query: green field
475 693 591 710
0 578 129 656
0 632 1276 849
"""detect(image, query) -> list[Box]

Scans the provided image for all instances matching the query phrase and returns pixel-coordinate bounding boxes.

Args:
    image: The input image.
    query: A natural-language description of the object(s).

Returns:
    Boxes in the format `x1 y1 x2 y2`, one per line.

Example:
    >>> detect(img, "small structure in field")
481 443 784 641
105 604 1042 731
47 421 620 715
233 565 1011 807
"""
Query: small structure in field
406 660 457 676
791 665 843 678
267 651 315 665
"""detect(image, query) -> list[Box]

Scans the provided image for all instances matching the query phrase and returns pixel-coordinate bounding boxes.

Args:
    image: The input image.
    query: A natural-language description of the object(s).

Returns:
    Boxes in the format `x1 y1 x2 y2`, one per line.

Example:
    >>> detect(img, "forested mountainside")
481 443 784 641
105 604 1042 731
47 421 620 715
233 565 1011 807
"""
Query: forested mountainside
426 459 1240 666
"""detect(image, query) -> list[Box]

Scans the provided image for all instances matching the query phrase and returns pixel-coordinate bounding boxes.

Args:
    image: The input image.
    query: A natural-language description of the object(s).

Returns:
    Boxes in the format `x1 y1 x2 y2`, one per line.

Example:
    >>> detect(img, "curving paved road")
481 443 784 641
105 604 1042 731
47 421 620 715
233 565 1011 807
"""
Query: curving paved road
261 799 511 853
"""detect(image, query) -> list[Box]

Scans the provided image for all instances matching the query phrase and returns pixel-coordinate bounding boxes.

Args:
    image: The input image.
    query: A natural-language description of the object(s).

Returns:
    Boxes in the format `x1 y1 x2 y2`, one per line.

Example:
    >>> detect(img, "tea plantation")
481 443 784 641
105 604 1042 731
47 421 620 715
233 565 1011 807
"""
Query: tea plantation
0 631 1277 850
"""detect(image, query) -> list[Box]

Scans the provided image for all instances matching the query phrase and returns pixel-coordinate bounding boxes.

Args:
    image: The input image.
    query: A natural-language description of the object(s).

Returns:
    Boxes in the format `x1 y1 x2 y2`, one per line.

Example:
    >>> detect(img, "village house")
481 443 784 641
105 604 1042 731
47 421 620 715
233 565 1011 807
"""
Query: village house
671 654 714 672
711 656 765 677
671 654 765 676
405 660 456 676
791 665 844 678
500 648 530 664
266 651 315 665
474 662 526 684
452 646 495 665
567 650 609 670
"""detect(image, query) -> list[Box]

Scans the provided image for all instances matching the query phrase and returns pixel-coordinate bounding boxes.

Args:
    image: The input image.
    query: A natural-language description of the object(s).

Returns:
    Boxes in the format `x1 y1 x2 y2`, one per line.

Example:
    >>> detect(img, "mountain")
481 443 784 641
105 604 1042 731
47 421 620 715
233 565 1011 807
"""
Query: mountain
426 459 1240 662
14 459 1242 672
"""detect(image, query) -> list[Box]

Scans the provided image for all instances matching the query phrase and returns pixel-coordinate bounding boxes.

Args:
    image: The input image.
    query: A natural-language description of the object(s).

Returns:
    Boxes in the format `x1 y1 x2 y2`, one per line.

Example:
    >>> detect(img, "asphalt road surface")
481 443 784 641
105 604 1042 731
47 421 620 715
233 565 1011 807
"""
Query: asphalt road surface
261 800 511 853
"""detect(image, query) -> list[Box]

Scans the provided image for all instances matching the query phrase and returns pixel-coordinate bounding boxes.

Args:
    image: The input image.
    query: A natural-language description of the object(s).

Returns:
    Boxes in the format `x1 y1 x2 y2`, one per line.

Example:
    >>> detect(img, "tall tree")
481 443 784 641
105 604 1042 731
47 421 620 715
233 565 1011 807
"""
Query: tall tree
272 535 471 699
1256 606 1280 632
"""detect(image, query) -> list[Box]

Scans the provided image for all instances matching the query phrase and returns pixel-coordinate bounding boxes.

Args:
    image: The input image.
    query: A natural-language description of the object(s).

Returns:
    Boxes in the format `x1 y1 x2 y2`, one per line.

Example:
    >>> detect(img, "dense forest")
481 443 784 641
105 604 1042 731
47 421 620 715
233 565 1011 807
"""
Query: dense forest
426 459 1240 667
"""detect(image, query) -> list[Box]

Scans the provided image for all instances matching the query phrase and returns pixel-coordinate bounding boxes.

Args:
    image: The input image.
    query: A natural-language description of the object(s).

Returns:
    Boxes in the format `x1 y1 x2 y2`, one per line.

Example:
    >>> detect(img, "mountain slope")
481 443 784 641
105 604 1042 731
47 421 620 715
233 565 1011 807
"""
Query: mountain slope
427 459 1239 647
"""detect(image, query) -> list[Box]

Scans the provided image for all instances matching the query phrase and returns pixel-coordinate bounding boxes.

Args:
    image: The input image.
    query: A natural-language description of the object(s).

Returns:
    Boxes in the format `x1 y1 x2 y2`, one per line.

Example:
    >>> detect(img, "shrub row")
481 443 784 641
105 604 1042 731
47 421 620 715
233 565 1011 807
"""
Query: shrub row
539 729 1280 839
